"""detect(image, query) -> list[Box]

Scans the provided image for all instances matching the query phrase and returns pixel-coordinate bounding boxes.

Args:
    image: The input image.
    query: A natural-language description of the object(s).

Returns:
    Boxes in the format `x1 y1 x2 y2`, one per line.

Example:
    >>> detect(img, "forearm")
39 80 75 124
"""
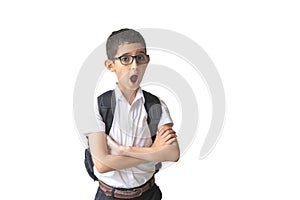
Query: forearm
106 124 180 163
88 132 148 174
92 154 148 174
121 142 180 162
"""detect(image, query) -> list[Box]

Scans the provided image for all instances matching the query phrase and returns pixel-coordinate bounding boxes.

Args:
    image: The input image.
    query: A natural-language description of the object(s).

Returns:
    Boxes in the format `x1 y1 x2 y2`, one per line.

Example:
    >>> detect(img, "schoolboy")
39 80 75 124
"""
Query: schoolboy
88 28 180 200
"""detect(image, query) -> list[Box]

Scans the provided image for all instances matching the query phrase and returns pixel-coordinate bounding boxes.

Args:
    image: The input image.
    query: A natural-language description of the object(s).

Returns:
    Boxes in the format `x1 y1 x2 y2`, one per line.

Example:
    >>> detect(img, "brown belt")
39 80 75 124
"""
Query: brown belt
98 177 155 199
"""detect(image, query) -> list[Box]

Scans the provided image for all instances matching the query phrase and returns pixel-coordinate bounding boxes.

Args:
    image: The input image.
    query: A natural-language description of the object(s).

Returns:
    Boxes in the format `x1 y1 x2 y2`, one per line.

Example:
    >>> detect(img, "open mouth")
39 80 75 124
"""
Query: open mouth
130 75 138 83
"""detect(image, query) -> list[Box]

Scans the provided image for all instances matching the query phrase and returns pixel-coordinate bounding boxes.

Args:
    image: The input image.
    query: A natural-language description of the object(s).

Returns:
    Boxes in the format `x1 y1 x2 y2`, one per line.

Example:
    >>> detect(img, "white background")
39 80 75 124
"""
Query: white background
1 0 299 199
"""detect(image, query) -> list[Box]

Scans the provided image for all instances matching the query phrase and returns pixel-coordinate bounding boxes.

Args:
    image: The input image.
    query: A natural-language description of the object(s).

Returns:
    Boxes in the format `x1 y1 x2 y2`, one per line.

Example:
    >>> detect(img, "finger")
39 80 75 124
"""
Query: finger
158 126 172 134
165 133 177 142
106 140 112 147
107 135 116 143
106 135 111 141
166 137 177 145
161 129 175 138
107 146 111 152
106 136 111 143
164 131 172 139
158 126 168 132
160 127 172 135
106 136 115 146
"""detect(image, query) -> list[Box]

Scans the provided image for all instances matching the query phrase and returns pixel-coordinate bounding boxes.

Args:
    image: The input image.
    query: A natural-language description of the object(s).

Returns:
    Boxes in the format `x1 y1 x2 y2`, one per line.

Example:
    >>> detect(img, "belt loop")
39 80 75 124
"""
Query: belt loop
111 187 115 198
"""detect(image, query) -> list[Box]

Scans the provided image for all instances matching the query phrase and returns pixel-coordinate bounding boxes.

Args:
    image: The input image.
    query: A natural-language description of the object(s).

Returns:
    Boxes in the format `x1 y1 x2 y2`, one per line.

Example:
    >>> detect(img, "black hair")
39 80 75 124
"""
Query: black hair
106 28 146 60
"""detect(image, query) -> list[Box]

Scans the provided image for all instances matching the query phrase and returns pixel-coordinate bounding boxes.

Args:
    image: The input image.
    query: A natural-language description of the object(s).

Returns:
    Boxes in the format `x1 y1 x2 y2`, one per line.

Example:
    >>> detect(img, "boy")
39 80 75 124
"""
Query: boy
88 28 180 200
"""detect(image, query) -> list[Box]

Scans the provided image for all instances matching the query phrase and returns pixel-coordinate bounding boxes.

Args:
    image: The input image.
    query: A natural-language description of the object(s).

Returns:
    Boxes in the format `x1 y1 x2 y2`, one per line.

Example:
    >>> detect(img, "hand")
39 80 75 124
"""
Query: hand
106 135 123 156
152 126 177 148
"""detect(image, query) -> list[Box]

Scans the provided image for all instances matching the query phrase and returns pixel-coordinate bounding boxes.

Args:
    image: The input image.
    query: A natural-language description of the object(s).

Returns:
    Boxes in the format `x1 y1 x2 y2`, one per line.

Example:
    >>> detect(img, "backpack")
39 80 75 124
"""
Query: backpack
84 90 162 181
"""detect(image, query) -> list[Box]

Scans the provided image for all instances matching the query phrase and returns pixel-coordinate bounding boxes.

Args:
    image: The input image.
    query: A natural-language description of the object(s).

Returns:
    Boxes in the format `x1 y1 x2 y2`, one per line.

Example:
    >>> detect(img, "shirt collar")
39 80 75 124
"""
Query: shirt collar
114 83 145 103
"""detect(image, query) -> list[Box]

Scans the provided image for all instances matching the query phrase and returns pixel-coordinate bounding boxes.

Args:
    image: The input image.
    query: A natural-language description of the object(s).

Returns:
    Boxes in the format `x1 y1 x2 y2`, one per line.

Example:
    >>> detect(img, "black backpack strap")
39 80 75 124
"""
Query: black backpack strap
142 90 162 172
98 90 116 135
142 90 162 141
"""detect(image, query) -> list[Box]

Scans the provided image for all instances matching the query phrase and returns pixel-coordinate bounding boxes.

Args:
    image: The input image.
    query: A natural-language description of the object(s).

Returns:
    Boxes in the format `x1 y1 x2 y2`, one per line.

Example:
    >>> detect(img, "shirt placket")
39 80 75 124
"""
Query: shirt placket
128 105 136 182
129 105 136 146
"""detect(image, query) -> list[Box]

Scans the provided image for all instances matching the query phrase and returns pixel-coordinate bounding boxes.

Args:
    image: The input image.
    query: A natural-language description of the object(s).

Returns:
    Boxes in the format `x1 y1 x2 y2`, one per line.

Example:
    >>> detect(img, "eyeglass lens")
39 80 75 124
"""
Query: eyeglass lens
120 54 148 65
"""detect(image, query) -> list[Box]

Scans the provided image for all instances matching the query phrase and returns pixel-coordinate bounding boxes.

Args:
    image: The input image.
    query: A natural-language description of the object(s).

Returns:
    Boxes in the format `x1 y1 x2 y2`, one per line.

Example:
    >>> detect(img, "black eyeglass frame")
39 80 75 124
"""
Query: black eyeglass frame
113 54 150 66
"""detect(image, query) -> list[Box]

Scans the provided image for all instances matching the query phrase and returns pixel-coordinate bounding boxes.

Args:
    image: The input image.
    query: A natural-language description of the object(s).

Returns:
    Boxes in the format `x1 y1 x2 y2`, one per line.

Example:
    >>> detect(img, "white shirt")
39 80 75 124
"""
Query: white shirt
93 85 173 188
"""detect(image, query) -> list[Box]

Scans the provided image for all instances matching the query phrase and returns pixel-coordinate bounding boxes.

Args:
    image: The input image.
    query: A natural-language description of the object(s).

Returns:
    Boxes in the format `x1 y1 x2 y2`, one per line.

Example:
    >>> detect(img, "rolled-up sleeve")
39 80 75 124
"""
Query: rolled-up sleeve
94 99 106 133
82 99 106 137
157 99 173 128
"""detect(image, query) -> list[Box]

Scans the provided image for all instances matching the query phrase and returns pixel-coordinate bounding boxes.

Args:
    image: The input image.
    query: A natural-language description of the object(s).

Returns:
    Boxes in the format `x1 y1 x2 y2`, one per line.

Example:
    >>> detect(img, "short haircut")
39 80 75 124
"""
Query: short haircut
106 28 146 60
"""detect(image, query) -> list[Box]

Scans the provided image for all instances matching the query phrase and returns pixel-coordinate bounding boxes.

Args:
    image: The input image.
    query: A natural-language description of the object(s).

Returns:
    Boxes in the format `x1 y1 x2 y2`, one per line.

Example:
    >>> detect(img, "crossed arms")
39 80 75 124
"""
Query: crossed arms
88 123 180 174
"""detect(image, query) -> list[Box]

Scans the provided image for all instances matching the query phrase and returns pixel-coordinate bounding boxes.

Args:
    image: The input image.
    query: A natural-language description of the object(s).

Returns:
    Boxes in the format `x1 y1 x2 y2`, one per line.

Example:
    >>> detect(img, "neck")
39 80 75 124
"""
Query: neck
118 85 138 105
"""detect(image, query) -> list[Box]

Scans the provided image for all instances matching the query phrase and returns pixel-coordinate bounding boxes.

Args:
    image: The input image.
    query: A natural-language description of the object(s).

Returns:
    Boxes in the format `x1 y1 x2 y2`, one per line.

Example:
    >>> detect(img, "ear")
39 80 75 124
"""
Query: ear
104 60 115 72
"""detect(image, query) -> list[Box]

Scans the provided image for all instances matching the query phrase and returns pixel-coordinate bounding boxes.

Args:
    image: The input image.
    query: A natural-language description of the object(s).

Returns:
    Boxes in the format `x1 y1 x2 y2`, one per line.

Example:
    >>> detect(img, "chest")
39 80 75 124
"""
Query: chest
109 99 152 147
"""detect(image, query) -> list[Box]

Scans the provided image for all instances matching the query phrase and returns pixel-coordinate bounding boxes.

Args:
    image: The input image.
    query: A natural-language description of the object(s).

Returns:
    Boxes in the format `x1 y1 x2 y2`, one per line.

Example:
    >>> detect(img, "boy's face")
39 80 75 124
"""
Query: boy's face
105 42 149 92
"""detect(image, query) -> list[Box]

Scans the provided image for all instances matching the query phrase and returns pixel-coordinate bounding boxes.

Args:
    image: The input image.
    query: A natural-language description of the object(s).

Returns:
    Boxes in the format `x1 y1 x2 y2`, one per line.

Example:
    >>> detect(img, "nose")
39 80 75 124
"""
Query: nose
131 59 138 70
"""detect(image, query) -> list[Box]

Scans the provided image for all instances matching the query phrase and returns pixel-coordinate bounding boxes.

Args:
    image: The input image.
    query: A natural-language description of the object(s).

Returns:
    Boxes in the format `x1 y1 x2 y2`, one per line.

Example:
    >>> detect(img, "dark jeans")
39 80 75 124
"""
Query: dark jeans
94 184 162 200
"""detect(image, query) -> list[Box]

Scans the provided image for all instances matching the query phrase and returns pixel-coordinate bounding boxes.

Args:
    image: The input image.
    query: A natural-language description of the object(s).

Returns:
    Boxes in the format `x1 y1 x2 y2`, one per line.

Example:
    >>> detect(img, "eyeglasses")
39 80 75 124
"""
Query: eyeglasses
114 53 149 66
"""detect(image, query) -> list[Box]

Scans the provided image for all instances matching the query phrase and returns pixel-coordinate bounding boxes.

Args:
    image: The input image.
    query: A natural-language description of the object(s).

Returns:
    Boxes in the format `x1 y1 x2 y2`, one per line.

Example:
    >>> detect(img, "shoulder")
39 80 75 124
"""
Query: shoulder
97 90 115 108
97 90 114 99
142 90 160 104
142 90 170 108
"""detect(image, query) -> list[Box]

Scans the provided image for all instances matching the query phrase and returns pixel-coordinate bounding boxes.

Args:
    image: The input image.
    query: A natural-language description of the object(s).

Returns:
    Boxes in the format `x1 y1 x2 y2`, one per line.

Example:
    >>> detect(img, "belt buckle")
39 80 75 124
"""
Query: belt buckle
132 188 143 197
